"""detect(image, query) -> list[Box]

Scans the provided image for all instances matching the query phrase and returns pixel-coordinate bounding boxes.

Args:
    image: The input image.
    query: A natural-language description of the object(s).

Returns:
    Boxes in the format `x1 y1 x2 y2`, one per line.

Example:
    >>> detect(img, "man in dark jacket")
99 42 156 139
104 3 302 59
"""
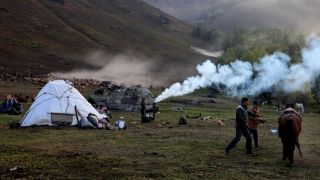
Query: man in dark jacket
225 97 261 155
141 97 146 123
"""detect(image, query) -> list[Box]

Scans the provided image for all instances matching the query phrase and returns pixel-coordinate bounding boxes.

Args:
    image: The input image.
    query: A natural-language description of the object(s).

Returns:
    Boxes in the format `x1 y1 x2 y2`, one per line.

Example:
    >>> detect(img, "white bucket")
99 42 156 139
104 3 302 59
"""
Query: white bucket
115 121 125 128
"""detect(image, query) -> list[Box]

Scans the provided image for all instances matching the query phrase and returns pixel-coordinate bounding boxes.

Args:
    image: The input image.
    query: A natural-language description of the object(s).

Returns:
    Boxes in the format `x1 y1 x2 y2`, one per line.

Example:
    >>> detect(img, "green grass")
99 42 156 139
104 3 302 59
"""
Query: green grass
1 88 320 179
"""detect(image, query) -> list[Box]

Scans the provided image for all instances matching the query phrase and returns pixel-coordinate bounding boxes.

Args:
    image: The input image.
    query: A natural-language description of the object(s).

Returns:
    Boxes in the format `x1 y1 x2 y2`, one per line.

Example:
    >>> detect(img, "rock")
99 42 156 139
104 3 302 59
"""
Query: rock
87 87 159 112
207 98 216 103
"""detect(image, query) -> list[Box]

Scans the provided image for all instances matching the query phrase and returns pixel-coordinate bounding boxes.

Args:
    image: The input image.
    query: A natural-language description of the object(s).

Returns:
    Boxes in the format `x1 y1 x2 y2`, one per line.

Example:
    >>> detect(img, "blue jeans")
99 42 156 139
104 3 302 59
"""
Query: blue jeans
226 125 252 153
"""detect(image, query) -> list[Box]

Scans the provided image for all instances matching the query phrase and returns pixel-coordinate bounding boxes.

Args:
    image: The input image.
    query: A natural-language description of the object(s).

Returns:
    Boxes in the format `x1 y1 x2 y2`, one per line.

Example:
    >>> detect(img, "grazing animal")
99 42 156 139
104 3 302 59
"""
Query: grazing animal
295 103 304 113
31 95 36 101
216 118 225 126
79 85 86 90
14 94 30 103
278 113 303 164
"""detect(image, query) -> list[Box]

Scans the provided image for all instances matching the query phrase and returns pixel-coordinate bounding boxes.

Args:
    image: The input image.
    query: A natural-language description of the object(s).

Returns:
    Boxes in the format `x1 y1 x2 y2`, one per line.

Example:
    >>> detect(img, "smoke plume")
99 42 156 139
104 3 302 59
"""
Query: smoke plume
59 53 165 87
155 34 320 102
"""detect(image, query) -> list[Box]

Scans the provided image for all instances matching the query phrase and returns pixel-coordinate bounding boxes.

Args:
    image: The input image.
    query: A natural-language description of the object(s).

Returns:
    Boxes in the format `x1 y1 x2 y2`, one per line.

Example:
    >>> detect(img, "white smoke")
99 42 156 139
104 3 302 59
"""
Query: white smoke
190 47 223 57
155 34 320 102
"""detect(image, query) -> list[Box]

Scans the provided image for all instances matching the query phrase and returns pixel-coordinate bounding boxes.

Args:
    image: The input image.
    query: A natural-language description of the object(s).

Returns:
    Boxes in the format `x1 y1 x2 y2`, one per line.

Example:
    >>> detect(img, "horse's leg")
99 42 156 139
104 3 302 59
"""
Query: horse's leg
296 139 303 157
289 141 296 164
281 139 287 160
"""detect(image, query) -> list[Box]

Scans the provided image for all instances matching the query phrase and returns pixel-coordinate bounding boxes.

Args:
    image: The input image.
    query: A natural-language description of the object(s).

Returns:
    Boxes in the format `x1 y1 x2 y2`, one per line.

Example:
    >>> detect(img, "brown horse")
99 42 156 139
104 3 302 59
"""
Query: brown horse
14 94 30 103
278 113 303 164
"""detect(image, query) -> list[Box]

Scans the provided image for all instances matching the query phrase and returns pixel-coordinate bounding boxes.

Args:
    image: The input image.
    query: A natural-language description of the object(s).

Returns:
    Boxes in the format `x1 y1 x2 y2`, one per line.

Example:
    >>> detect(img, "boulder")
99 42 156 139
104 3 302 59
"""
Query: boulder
88 87 158 112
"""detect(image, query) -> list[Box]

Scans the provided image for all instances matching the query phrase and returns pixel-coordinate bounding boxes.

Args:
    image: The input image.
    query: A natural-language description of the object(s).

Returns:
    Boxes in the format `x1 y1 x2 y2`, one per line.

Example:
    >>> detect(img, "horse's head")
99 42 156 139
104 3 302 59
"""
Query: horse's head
285 103 295 109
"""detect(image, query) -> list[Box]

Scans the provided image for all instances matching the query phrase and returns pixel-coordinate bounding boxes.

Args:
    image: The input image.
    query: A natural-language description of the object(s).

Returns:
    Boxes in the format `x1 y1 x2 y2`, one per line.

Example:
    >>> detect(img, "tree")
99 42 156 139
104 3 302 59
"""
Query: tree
208 29 222 43
240 47 268 64
311 75 320 104
216 47 237 65
232 29 244 47
191 26 202 37
287 42 301 57
221 34 233 51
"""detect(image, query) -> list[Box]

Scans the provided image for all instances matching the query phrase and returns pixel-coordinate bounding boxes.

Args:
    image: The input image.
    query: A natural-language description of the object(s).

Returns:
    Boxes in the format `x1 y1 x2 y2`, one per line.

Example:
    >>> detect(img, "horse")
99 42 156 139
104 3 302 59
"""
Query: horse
278 112 303 164
14 94 30 103
295 103 304 113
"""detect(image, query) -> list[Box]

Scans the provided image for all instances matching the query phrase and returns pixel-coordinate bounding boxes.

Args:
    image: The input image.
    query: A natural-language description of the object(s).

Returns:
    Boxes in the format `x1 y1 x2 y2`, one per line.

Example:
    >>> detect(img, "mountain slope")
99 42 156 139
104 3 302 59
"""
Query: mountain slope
0 0 210 78
145 0 320 33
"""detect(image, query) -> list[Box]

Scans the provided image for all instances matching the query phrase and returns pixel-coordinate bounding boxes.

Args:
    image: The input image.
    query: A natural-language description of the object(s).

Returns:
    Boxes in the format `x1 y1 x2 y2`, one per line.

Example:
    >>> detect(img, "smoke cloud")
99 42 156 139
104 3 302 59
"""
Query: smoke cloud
59 52 165 87
155 34 320 102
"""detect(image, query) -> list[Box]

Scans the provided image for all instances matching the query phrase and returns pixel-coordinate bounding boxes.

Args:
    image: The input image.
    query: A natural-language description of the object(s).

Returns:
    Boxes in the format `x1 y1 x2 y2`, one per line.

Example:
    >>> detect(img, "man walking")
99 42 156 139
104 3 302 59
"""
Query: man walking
225 97 261 155
248 100 267 148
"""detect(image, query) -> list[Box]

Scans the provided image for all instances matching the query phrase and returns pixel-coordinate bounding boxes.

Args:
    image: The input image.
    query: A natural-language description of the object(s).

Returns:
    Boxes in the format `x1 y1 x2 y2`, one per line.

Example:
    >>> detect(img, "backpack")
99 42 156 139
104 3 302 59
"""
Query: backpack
8 102 23 115
178 117 187 125
9 120 21 129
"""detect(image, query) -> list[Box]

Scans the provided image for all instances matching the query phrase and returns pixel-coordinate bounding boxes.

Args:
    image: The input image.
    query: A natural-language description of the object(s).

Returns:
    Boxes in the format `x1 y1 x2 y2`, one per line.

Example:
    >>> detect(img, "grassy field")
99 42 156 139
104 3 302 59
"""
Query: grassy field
1 80 320 179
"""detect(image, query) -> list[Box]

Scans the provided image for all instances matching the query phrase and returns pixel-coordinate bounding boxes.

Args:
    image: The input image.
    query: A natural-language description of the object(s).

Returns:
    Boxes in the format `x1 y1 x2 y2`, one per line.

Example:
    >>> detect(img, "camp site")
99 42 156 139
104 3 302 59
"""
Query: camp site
2 0 320 179
1 76 320 180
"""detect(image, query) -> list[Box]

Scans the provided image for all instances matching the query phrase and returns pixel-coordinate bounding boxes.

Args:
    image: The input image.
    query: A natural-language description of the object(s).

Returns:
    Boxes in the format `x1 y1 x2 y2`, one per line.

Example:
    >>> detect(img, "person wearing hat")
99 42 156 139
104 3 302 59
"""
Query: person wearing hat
141 97 146 123
248 100 267 148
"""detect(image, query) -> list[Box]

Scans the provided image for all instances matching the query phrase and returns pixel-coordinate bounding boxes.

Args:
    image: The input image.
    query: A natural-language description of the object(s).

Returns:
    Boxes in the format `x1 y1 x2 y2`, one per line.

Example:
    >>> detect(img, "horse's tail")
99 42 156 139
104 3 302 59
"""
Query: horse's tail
284 117 296 143
279 115 295 141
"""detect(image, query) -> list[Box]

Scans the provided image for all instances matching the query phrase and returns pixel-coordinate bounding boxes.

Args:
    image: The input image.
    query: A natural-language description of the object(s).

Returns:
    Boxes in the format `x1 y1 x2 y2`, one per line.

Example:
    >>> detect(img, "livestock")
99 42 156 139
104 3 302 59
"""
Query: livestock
14 94 30 103
278 107 303 164
79 85 86 90
295 103 304 113
31 95 36 102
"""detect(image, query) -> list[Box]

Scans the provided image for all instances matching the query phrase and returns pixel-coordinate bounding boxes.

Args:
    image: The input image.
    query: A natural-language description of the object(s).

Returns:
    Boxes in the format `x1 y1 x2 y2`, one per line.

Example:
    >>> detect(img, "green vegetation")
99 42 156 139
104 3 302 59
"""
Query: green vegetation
5 36 47 48
192 0 247 26
191 27 305 64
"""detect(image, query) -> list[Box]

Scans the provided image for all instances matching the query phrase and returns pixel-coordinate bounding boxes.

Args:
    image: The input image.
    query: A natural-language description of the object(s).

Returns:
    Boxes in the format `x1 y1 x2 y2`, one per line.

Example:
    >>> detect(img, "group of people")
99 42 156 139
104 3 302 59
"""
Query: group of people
225 97 303 155
225 97 266 155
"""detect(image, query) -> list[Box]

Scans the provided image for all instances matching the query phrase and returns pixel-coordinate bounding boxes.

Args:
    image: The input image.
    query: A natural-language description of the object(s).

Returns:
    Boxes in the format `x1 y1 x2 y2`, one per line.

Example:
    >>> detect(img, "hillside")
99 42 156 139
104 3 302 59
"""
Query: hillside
0 0 211 84
145 0 320 33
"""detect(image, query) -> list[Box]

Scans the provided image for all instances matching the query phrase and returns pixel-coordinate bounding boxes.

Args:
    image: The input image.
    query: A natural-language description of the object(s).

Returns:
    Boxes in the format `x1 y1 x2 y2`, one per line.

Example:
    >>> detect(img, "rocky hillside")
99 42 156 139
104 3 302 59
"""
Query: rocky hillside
0 0 211 81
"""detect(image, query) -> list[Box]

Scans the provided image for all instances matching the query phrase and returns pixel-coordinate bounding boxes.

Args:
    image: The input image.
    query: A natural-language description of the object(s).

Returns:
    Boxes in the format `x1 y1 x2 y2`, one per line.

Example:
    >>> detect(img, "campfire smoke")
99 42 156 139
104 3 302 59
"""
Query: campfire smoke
155 34 320 102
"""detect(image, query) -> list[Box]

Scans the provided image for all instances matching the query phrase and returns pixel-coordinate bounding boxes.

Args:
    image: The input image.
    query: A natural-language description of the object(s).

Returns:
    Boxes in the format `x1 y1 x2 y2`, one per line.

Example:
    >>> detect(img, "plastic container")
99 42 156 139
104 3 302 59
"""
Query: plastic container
115 121 125 128
271 129 278 133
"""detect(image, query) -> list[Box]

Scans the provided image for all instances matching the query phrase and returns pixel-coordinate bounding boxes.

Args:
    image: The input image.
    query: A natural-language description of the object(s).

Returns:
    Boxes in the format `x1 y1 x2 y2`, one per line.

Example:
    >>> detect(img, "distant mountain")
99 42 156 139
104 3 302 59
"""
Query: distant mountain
145 0 320 33
0 0 210 80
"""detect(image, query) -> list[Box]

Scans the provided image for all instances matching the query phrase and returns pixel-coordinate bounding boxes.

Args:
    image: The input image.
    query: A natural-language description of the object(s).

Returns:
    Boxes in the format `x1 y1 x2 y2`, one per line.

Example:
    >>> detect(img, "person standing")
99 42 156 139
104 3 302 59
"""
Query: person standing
248 100 267 148
225 97 261 155
141 97 146 123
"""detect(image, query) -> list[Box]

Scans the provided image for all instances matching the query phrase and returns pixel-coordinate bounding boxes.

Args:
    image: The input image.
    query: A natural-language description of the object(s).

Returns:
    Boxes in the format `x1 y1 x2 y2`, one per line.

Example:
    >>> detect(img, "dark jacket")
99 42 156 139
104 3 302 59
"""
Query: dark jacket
141 101 146 116
236 105 260 127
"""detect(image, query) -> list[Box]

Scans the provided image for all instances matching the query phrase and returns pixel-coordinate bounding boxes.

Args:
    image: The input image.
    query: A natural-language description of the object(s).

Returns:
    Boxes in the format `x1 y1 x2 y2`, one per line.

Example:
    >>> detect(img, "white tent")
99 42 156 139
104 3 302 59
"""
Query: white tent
20 80 105 127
